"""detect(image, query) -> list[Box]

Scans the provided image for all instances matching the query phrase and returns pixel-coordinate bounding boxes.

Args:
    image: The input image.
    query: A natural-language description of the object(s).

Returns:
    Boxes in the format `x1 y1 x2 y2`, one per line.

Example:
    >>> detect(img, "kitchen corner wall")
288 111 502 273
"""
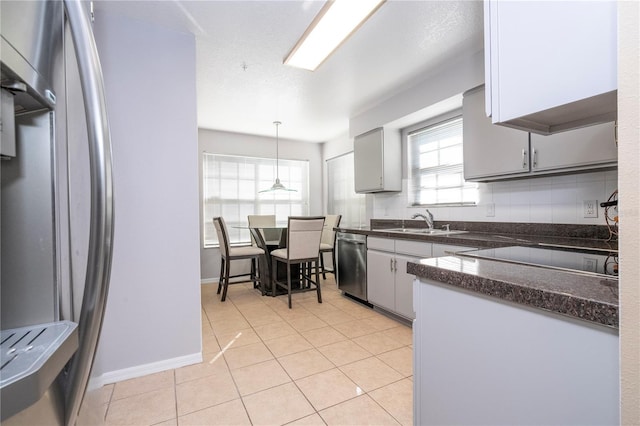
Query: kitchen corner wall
92 11 201 382
618 2 640 422
373 170 618 226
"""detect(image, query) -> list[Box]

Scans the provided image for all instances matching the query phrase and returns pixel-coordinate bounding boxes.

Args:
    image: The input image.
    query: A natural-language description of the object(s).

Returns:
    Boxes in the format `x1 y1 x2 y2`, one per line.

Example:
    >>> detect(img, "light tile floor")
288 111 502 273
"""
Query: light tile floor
100 276 413 425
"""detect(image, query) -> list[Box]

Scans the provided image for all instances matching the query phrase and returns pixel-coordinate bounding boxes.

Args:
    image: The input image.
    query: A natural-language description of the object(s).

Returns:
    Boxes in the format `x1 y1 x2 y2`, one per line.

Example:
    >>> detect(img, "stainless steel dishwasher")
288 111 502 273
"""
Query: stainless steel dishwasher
336 232 367 301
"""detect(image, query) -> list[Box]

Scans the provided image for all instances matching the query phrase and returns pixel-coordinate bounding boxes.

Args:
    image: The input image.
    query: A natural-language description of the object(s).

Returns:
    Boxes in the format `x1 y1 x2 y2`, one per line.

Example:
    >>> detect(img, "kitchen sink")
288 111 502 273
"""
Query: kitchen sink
384 228 468 235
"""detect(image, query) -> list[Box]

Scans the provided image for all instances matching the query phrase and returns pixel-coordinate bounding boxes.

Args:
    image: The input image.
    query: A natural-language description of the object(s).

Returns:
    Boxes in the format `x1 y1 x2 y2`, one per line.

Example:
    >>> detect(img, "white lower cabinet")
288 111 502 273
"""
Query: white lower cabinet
413 277 619 425
366 250 397 313
393 255 415 319
367 237 432 320
367 239 477 319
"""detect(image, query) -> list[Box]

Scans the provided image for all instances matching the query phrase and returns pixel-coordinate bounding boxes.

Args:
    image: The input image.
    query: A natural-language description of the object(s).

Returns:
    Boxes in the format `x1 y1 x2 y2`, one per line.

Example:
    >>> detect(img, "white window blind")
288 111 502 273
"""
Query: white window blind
408 116 478 206
203 153 309 247
327 153 366 228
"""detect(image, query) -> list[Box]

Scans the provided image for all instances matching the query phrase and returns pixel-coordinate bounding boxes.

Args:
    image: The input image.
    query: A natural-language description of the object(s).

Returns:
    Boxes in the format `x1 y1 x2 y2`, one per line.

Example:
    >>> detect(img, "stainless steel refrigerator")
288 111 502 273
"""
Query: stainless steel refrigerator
1 1 114 424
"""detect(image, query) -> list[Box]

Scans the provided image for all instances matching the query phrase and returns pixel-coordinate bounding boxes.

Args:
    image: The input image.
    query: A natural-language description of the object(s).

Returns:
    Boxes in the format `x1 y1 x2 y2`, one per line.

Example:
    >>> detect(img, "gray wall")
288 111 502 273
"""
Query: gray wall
92 11 202 380
198 128 323 282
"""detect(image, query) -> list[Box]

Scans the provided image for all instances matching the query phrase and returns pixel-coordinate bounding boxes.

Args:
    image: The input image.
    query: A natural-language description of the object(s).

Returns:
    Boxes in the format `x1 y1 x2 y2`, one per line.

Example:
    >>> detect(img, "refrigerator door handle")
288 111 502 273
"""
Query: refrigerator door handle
63 1 114 425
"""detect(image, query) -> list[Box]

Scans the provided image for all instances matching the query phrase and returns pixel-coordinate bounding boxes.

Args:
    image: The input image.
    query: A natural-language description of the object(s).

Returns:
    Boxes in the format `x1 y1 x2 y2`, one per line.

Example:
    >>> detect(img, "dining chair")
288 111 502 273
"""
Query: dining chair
270 216 325 309
247 214 276 286
318 214 342 279
213 217 265 301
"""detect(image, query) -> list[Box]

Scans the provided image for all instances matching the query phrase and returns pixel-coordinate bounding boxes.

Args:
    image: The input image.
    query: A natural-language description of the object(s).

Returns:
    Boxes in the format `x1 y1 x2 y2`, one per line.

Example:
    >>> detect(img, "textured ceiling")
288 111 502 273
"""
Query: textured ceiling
95 0 483 142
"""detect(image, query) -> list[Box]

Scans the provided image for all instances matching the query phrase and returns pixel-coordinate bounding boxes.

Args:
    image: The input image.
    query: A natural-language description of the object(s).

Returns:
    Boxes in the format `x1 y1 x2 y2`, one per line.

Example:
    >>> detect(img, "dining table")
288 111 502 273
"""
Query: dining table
236 225 296 296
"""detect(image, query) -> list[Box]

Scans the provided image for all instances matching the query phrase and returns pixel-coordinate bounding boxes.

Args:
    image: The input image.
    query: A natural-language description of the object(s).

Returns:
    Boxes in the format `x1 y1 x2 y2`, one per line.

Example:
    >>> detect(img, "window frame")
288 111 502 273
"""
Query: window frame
202 153 310 248
404 109 478 207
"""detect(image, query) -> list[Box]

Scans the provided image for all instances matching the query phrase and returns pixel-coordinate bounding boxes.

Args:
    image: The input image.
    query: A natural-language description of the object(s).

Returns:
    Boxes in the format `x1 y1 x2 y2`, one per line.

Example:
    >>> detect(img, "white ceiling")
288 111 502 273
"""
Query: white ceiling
96 0 483 142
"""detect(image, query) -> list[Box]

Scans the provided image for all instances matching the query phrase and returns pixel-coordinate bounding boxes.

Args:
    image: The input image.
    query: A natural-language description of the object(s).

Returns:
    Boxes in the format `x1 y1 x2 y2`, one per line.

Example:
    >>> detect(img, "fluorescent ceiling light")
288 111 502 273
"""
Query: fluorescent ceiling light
284 0 386 71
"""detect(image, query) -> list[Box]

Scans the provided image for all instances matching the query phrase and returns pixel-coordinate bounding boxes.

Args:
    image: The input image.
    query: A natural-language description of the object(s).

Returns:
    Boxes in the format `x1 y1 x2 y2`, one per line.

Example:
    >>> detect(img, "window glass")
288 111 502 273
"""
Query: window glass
203 154 309 247
408 115 478 206
327 153 366 228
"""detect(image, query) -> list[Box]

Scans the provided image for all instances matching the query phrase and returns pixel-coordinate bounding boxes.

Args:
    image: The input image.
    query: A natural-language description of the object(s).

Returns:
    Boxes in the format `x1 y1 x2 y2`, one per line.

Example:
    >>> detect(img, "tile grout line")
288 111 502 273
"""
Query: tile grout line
107 278 412 425
233 284 327 424
225 278 363 424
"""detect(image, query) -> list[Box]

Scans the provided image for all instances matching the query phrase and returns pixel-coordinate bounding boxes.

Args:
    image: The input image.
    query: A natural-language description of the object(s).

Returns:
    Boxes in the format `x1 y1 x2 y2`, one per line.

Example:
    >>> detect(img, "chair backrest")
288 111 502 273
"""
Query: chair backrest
286 216 325 261
213 217 230 257
248 215 276 246
321 214 342 246
248 215 276 228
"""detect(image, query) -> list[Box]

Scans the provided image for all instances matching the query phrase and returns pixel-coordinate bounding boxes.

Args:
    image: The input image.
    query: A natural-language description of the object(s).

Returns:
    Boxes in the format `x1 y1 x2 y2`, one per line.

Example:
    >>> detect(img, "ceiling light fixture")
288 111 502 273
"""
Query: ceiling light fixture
260 121 296 193
284 0 386 71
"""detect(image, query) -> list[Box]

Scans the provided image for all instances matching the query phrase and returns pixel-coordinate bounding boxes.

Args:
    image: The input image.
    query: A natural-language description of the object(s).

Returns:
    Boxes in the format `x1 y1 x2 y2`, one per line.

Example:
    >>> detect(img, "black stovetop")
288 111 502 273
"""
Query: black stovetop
458 245 618 278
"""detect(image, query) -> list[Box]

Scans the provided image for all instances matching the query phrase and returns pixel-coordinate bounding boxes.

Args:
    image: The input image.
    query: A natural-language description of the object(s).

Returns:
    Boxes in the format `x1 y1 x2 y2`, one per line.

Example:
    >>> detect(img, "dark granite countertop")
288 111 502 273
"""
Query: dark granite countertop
407 256 618 328
336 219 618 251
336 220 618 328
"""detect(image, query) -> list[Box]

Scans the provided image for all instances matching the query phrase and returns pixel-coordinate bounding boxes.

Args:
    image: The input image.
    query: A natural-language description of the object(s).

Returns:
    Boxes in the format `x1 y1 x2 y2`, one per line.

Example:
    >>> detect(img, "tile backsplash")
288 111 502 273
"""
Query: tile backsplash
372 170 618 225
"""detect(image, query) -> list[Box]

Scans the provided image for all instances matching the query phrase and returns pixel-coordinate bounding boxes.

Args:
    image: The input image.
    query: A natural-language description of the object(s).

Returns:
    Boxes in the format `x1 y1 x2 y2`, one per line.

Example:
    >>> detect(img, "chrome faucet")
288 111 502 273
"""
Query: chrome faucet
411 209 434 229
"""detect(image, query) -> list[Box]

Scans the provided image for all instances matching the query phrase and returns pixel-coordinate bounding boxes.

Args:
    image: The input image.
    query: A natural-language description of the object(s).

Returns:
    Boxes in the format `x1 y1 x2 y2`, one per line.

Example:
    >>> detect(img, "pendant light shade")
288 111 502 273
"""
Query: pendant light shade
260 121 297 193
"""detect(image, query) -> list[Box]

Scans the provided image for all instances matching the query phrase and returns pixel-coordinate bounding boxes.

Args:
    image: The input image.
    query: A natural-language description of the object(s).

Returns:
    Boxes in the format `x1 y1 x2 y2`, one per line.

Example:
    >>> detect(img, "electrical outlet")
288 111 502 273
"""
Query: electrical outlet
583 257 598 272
486 203 495 217
583 200 598 218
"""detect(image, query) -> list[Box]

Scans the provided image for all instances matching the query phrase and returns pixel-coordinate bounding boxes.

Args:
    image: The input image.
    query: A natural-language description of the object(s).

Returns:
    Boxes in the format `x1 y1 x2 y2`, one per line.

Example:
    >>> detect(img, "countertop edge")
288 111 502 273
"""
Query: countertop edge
334 226 618 251
407 258 619 329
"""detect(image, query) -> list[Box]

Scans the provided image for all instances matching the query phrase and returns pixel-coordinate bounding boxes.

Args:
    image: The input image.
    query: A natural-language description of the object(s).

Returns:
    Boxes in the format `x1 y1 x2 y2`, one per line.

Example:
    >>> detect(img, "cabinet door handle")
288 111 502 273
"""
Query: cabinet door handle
532 148 538 168
522 149 527 168
394 259 398 272
390 258 393 272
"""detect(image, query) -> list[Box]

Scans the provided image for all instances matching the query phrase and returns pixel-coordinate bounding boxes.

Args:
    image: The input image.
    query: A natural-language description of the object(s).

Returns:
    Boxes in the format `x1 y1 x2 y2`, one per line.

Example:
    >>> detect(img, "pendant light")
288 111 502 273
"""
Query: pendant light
260 121 296 193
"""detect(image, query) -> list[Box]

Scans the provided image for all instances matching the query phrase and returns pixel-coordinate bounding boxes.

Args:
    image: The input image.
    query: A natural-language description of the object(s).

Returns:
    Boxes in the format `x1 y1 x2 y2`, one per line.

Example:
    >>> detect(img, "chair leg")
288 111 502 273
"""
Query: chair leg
301 262 307 289
315 260 322 304
319 253 327 280
250 258 257 288
217 257 224 294
330 249 336 277
287 263 292 309
221 257 231 302
257 255 266 296
271 257 278 297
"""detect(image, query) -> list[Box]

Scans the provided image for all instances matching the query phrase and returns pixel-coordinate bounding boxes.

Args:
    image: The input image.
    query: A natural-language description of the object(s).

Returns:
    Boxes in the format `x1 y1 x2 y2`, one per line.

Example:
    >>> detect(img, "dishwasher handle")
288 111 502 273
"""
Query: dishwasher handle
338 239 366 245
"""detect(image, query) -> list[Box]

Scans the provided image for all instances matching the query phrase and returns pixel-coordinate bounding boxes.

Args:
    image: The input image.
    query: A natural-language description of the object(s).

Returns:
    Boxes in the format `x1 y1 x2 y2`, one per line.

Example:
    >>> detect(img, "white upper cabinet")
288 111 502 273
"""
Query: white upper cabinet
484 0 617 134
463 86 530 180
464 86 617 182
530 122 617 172
354 128 401 193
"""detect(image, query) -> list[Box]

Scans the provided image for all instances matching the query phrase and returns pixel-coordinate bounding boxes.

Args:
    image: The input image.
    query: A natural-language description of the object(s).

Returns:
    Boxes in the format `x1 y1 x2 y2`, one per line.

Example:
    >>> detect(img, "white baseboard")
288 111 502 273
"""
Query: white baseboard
89 352 202 389
201 277 252 285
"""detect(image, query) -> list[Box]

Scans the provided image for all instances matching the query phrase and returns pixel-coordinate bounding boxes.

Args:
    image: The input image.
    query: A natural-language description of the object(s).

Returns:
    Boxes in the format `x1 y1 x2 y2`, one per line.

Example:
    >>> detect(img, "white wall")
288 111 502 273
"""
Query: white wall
322 132 353 161
618 1 640 422
92 12 202 382
349 50 484 138
372 171 618 225
198 129 323 281
350 46 618 226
